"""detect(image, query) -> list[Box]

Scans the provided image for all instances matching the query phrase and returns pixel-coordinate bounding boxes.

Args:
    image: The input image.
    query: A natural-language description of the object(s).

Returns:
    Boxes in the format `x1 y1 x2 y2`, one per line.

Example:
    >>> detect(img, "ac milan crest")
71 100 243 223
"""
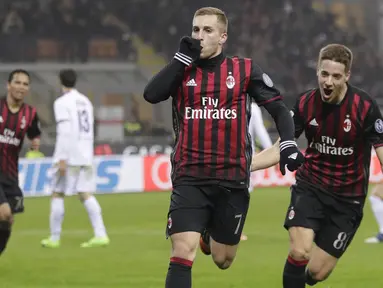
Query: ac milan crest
167 216 172 229
343 115 351 132
226 72 235 89
375 119 383 134
288 209 295 220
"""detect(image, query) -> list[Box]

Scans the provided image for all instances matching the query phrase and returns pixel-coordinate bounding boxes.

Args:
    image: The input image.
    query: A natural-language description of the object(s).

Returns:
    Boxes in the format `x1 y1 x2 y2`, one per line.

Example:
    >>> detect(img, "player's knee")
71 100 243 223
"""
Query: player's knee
52 192 65 199
211 242 237 270
289 246 310 261
307 268 332 284
171 236 199 261
78 192 91 202
212 253 235 270
0 204 12 222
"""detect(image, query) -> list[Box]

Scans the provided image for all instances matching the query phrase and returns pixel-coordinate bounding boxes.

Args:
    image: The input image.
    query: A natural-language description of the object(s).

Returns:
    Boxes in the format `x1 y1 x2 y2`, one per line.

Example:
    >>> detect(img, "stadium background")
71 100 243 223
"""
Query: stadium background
1 0 383 287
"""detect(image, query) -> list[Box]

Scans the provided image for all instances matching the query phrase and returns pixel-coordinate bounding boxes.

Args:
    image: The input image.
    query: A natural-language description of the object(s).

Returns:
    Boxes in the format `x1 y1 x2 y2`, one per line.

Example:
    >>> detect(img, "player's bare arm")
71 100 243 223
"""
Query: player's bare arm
375 146 383 166
143 37 202 104
251 139 280 171
373 147 383 198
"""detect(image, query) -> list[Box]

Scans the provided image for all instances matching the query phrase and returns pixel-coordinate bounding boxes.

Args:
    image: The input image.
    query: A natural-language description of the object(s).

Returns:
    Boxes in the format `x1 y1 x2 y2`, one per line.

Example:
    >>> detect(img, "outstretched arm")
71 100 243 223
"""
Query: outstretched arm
251 139 280 171
247 61 304 175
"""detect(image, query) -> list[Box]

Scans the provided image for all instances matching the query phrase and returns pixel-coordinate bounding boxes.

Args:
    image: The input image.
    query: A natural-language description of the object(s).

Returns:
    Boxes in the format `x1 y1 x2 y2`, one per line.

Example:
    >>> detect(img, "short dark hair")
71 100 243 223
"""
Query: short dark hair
59 69 77 88
8 69 30 83
318 44 353 72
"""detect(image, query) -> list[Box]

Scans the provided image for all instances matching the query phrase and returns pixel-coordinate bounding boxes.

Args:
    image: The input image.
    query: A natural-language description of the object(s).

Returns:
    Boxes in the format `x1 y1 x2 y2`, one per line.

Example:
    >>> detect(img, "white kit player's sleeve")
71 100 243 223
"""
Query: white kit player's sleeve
249 103 273 151
54 100 72 161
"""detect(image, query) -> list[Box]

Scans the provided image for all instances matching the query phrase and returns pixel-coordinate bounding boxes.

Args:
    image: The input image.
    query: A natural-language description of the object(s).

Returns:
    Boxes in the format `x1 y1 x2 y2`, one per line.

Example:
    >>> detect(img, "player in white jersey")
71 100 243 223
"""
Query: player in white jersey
241 101 273 241
41 69 109 248
364 183 383 243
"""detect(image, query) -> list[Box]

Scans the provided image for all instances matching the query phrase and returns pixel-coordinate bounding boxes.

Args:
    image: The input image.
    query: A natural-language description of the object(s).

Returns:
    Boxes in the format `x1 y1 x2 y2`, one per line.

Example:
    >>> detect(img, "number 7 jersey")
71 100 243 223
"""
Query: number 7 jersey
53 89 94 166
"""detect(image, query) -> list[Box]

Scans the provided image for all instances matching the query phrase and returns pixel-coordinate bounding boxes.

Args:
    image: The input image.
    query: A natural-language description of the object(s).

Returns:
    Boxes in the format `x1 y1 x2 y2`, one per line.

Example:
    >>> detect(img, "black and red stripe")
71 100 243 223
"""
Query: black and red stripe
296 88 376 199
0 99 36 183
170 57 254 187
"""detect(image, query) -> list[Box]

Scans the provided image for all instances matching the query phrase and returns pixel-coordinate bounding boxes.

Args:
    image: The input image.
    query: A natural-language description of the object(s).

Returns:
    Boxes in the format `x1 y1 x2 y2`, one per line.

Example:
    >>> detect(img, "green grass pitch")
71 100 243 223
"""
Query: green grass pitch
1 187 383 287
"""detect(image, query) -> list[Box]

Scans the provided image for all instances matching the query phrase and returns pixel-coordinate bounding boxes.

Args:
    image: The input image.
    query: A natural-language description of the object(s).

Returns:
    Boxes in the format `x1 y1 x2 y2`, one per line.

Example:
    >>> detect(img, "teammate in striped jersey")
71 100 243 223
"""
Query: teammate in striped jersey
144 6 304 288
250 44 383 288
0 69 41 257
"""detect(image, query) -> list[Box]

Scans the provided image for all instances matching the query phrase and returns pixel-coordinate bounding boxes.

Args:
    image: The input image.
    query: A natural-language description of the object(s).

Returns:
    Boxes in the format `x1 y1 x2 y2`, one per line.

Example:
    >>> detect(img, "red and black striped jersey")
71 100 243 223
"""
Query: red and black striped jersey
170 55 282 188
293 85 383 200
0 98 41 184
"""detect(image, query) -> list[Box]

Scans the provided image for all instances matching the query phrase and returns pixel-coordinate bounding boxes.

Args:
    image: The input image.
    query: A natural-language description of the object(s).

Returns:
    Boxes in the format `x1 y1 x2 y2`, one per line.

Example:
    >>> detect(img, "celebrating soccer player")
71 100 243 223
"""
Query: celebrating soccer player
0 69 41 256
143 7 304 288
41 69 109 248
251 44 383 287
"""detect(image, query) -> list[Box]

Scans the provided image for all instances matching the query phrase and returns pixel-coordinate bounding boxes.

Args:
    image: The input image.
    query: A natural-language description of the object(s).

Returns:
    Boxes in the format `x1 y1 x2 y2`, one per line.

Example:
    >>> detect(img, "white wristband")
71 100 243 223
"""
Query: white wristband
174 52 192 66
279 140 297 152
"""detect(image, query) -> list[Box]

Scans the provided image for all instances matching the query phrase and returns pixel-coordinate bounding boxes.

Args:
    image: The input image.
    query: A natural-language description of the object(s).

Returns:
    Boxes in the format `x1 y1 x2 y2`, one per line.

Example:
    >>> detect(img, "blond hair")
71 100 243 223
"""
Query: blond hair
194 7 228 32
319 44 353 72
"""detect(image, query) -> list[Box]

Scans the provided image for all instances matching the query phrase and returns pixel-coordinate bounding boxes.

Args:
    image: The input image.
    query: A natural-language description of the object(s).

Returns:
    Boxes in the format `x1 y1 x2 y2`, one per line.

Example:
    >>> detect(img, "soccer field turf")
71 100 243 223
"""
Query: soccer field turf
2 188 383 287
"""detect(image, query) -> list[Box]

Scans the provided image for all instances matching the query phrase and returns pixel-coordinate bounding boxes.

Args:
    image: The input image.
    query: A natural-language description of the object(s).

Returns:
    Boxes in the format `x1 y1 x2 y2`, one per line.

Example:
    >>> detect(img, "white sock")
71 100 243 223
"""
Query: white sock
83 196 107 238
50 198 64 241
370 195 383 234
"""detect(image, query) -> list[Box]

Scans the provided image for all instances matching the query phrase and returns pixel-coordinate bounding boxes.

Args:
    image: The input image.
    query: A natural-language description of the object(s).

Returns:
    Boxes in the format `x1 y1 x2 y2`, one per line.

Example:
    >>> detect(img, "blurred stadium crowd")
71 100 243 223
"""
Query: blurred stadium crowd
0 0 381 139
0 0 137 62
117 0 383 103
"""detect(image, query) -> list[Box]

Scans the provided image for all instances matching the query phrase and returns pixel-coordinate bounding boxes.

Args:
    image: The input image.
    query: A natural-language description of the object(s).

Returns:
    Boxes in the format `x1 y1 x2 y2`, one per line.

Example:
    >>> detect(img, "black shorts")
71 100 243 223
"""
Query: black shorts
284 182 363 258
166 185 250 245
0 182 24 214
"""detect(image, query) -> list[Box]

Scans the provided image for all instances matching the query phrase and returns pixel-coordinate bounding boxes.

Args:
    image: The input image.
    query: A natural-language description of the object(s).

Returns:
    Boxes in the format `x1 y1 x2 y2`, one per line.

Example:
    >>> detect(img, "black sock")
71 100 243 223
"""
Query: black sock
0 229 11 255
306 270 318 286
283 255 308 288
201 229 210 245
165 257 193 288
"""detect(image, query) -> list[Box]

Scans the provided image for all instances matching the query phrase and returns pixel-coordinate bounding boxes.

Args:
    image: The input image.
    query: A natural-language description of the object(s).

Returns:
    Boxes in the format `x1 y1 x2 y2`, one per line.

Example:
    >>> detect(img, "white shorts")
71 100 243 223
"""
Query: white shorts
51 166 95 195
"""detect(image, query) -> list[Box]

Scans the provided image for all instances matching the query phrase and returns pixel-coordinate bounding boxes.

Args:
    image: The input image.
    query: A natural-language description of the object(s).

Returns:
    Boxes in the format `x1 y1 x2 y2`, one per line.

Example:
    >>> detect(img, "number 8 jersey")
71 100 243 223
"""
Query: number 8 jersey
53 89 94 166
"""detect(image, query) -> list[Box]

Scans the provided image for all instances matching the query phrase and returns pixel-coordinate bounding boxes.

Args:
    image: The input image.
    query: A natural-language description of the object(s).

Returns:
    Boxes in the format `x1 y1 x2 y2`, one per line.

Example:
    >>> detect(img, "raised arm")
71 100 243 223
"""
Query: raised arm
143 36 201 104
